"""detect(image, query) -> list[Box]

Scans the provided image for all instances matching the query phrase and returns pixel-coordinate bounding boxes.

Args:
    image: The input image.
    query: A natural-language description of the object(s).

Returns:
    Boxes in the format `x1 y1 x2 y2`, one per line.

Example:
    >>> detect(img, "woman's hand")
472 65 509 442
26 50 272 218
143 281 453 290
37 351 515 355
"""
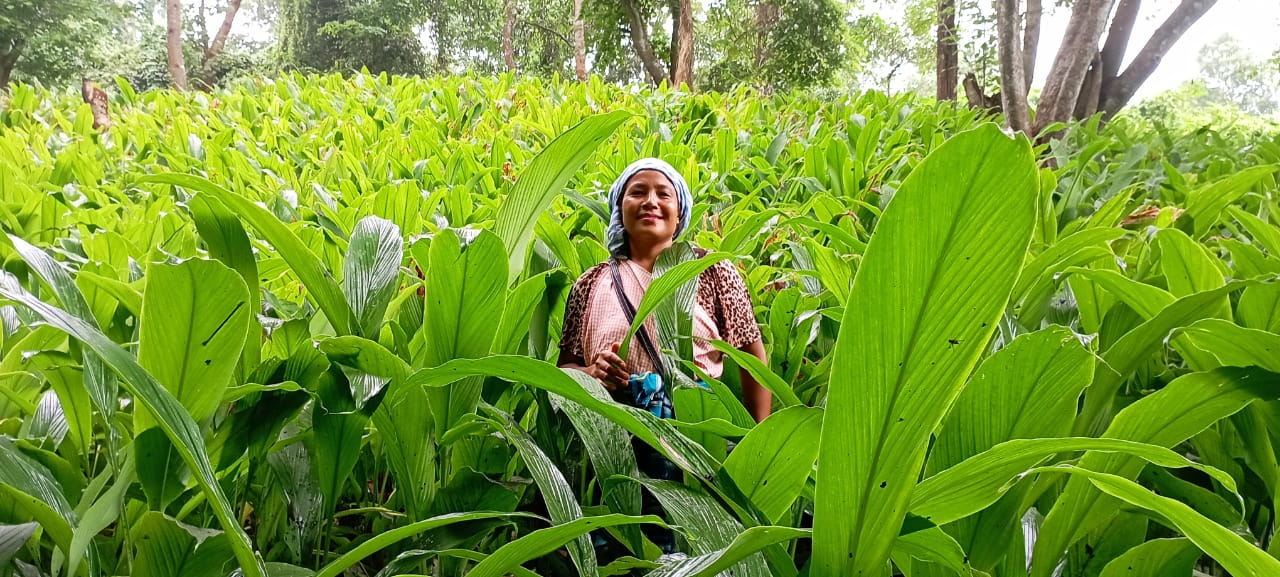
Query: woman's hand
587 342 631 391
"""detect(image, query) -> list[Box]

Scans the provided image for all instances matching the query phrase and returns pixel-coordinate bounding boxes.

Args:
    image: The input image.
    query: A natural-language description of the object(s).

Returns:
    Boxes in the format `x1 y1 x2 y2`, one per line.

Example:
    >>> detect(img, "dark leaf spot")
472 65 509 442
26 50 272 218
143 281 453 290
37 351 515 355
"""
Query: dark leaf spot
879 481 887 488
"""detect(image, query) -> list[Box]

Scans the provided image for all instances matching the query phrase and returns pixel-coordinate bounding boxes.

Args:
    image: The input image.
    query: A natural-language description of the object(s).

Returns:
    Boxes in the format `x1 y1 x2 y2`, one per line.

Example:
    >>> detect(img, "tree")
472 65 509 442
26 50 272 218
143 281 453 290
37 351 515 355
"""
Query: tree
194 0 246 87
619 0 669 84
672 0 695 87
1004 0 1220 135
572 0 586 79
702 0 848 92
936 0 957 100
1196 34 1278 116
279 0 430 75
0 0 121 89
167 0 190 89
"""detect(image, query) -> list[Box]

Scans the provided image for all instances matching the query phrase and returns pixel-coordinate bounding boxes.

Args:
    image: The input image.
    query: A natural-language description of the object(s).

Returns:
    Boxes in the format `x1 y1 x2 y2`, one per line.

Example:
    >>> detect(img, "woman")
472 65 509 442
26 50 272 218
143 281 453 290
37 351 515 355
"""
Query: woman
557 157 772 423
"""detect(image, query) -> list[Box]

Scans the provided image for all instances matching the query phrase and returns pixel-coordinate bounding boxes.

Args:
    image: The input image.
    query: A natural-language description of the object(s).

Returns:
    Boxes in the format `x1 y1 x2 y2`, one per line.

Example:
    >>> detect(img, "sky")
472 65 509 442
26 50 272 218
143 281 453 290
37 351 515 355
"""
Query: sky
1030 0 1280 100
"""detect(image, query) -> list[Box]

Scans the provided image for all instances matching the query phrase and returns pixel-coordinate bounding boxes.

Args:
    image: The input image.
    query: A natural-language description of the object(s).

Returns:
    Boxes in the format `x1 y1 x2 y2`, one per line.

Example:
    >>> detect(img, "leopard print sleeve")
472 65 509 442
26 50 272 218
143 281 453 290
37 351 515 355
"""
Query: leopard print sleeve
706 259 762 348
560 264 607 359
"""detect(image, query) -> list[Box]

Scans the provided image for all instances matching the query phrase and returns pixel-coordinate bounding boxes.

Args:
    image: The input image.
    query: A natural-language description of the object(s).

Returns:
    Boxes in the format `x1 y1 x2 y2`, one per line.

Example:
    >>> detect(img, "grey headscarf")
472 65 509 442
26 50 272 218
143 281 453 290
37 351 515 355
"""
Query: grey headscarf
605 158 693 259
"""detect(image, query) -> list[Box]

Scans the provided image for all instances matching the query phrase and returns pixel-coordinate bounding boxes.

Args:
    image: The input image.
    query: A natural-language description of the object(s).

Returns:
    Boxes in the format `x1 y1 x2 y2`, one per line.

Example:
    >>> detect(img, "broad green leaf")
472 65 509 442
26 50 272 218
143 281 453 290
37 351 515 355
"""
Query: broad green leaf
708 341 802 408
487 406 597 577
493 110 632 285
311 368 368 517
1155 228 1228 308
1097 538 1200 577
1054 466 1280 577
645 526 810 577
0 523 37 568
1012 227 1123 326
535 212 582 279
1184 165 1278 238
0 285 266 577
0 439 74 554
1230 207 1280 256
546 370 643 555
132 512 235 577
925 326 1093 570
28 352 92 456
372 377 437 522
343 216 403 340
138 259 250 424
319 335 413 382
421 229 507 437
1175 319 1280 373
140 173 355 336
628 479 770 577
890 526 969 576
7 235 118 431
652 243 700 366
187 192 261 382
618 252 733 361
1075 281 1249 436
722 406 823 523
135 259 250 507
464 514 665 577
1064 268 1173 318
813 124 1039 576
494 271 552 356
912 436 1236 526
401 356 720 480
66 452 134 577
73 270 142 318
1032 367 1279 577
376 549 541 577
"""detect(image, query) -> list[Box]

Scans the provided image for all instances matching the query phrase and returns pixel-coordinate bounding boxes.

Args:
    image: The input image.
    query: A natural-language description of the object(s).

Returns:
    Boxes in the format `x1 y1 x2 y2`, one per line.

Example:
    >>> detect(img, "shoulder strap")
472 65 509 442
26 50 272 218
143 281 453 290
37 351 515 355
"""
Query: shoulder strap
608 259 669 381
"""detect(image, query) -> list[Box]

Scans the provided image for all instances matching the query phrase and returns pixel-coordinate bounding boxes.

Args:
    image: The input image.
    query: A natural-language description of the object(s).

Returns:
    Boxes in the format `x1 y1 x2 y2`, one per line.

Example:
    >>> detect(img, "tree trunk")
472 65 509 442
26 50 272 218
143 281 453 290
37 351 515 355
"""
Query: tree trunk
1099 0 1140 81
755 1 780 70
620 0 667 84
502 0 517 72
1098 0 1217 116
672 0 694 87
1074 53 1103 118
962 72 1000 112
997 0 1031 133
196 0 243 88
0 38 22 91
1031 0 1114 134
936 0 958 100
166 0 189 90
433 13 450 72
572 0 586 80
1021 0 1041 95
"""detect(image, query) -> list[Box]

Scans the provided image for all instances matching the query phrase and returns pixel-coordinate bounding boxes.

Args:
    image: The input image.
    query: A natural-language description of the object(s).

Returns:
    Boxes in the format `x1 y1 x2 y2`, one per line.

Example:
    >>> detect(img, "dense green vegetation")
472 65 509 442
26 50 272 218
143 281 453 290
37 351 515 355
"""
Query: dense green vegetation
1 73 1279 577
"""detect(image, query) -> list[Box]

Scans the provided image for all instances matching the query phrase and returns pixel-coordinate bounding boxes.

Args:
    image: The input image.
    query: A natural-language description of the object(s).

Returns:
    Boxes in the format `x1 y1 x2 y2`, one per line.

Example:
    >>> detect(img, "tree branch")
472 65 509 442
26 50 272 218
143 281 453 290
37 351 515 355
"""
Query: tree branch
620 0 668 84
1021 0 1041 94
204 0 242 65
1099 0 1140 81
1031 0 1114 134
998 0 1031 133
519 19 573 48
1100 0 1218 115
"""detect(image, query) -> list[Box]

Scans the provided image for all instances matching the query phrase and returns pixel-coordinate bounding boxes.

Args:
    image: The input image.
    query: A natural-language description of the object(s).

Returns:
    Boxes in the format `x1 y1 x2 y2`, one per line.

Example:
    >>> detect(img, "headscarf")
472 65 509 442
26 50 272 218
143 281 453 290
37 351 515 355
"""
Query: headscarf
605 158 693 259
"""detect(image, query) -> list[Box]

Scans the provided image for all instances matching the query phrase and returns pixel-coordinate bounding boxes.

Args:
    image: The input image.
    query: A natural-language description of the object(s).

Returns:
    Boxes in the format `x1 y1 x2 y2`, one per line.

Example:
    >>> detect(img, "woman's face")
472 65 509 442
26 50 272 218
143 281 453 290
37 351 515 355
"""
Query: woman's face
620 170 680 250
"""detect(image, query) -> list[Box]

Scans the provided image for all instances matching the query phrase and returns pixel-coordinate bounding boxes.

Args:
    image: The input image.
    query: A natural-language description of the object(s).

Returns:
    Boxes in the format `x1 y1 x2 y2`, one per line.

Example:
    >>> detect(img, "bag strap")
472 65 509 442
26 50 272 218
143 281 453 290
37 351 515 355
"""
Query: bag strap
608 259 668 381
